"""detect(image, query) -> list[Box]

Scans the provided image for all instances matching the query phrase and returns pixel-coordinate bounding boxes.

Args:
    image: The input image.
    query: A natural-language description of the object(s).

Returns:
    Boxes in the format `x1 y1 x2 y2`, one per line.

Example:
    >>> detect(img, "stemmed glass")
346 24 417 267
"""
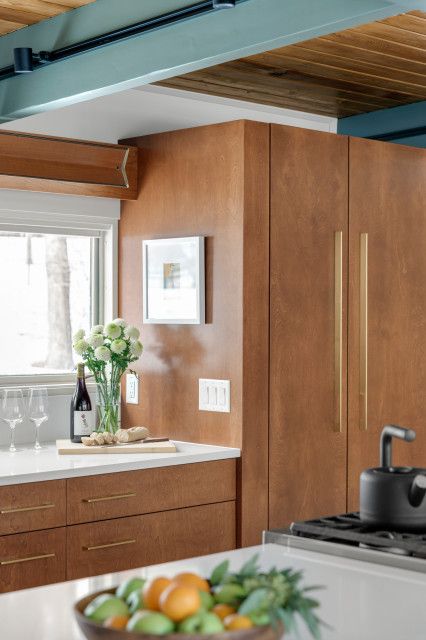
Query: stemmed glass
28 387 48 450
0 388 25 453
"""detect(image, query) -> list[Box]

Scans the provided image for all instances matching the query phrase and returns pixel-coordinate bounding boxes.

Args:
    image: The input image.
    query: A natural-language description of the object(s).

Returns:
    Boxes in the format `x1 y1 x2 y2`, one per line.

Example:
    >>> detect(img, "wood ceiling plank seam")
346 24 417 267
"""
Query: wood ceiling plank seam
323 31 426 64
318 35 426 72
157 78 355 117
262 48 426 92
191 66 402 110
381 14 426 36
407 10 426 19
0 19 25 33
283 44 426 84
252 52 426 98
0 8 42 25
351 23 426 51
158 76 398 112
242 57 409 104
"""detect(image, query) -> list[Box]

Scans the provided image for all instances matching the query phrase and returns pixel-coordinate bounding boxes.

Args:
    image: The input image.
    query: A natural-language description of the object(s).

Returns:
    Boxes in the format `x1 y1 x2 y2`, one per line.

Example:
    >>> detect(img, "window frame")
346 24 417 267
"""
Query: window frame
0 214 117 394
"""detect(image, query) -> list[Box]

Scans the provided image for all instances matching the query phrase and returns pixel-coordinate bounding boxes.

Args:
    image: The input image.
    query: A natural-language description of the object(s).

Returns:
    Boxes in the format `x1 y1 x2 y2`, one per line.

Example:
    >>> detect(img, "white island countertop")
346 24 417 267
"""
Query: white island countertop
0 441 240 486
1 542 426 640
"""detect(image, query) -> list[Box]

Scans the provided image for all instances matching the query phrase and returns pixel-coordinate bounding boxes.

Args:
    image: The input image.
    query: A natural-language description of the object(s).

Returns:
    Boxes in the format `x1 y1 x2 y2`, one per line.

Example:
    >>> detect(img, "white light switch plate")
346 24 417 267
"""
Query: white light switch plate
126 373 139 404
199 379 230 413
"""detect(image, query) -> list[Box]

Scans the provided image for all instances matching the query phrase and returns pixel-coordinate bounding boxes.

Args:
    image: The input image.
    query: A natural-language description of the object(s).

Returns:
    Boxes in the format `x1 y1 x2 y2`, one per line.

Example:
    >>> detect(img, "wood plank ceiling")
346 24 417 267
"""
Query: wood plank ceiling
0 0 96 36
158 11 426 118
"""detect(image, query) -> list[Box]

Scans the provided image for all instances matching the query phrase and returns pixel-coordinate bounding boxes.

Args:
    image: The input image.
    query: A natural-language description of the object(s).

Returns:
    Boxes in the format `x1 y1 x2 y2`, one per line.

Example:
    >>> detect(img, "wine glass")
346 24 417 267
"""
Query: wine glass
0 388 24 453
28 387 48 450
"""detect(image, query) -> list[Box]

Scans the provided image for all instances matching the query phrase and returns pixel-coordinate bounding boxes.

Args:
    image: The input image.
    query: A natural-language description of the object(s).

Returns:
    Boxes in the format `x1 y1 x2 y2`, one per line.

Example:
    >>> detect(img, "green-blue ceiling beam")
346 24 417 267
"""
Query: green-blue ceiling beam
338 101 426 148
0 0 423 123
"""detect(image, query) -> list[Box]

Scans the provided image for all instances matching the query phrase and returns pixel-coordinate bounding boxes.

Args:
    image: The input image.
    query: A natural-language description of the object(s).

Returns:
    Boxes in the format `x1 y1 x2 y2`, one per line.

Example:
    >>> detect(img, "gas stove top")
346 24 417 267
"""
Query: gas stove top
265 512 426 574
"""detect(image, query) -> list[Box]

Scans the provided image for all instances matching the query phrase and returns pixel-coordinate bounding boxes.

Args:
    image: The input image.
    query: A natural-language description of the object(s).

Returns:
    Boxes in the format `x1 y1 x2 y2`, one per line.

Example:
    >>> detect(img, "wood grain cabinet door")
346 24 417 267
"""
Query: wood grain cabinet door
348 138 426 509
269 125 348 528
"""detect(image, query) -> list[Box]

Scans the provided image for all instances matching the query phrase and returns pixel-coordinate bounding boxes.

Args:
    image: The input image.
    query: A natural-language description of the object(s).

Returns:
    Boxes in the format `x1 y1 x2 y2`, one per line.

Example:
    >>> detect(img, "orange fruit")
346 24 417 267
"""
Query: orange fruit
159 584 201 622
224 614 254 631
212 604 237 620
103 615 129 630
143 577 173 611
174 572 210 593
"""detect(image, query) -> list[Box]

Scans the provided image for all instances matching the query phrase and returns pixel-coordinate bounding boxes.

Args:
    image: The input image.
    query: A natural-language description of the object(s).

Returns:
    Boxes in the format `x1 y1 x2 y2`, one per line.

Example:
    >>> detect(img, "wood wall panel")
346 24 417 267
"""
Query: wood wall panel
119 121 269 546
269 126 348 528
348 138 426 509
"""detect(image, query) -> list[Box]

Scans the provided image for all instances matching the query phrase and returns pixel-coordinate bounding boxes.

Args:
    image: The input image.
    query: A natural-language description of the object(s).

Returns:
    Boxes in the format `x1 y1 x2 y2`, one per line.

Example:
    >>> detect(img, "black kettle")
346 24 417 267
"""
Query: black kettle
360 425 426 531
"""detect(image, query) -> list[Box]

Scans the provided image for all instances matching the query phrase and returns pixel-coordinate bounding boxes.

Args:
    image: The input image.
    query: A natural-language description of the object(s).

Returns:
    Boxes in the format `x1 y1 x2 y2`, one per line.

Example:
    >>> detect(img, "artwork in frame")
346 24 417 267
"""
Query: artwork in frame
143 236 205 324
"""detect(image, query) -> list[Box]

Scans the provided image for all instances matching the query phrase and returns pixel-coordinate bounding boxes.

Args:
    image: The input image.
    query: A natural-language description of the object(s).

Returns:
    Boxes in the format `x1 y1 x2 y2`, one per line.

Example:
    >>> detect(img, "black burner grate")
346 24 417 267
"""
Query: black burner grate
290 512 426 558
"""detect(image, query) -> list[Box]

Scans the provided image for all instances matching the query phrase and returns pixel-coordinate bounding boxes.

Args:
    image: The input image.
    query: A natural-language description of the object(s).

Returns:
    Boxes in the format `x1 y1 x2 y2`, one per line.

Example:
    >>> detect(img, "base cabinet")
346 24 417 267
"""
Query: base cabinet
0 460 237 593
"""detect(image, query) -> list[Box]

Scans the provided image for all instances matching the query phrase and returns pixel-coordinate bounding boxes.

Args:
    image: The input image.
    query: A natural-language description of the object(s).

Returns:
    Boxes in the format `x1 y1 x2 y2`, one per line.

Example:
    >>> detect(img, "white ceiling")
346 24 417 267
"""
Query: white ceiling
0 85 337 143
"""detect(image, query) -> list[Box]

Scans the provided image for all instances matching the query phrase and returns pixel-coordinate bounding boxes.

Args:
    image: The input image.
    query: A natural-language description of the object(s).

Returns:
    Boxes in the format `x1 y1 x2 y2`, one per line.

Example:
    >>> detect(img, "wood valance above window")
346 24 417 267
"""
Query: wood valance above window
0 130 138 200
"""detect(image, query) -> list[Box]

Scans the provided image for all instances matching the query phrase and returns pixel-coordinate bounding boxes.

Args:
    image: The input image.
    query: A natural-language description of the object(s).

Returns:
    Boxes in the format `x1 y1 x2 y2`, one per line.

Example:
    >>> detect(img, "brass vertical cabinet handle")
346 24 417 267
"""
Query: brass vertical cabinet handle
334 231 343 433
360 233 368 431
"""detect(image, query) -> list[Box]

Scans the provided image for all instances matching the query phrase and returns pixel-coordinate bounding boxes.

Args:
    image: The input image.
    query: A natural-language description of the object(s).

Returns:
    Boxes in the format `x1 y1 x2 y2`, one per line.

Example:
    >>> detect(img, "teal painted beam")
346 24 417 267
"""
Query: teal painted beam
338 101 426 148
0 0 417 123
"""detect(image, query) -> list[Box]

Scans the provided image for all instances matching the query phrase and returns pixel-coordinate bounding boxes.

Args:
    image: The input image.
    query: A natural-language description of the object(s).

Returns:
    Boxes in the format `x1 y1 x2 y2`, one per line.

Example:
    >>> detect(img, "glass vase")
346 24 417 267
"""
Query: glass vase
96 380 121 434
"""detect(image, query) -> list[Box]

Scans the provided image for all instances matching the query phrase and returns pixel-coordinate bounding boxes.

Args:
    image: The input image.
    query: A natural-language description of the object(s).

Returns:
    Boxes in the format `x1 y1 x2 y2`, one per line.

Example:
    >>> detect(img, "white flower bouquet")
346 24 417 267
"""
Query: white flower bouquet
73 318 143 433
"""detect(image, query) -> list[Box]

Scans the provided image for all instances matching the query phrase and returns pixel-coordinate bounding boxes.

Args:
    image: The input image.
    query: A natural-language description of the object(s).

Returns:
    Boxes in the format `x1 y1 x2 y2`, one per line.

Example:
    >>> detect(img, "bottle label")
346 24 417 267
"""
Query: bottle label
73 410 95 436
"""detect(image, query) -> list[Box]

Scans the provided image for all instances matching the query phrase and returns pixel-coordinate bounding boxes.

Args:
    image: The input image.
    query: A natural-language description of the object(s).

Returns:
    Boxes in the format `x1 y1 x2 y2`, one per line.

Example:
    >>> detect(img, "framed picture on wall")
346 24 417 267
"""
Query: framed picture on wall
143 236 205 324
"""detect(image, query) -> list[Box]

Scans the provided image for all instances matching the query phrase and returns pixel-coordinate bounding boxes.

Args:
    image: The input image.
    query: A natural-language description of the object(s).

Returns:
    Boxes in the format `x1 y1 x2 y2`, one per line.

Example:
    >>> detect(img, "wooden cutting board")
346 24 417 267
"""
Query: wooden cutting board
56 439 176 455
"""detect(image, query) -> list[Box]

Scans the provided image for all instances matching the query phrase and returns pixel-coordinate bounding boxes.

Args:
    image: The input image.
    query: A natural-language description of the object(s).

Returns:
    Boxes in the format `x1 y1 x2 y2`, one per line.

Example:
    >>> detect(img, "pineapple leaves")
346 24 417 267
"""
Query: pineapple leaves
210 559 230 586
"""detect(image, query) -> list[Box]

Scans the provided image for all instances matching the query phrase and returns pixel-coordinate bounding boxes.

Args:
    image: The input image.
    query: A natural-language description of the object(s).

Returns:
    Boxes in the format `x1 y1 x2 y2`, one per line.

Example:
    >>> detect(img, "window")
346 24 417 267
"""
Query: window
0 231 102 377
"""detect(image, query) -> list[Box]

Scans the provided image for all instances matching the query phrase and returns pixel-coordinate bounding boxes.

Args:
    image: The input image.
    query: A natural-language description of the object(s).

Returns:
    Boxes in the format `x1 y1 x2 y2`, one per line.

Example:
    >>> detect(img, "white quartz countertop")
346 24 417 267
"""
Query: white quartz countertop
1 542 426 640
0 441 240 485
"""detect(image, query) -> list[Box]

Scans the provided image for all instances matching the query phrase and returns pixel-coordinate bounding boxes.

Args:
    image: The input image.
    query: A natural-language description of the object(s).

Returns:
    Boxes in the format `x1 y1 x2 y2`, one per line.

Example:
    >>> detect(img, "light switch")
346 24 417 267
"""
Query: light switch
126 373 139 404
199 379 230 413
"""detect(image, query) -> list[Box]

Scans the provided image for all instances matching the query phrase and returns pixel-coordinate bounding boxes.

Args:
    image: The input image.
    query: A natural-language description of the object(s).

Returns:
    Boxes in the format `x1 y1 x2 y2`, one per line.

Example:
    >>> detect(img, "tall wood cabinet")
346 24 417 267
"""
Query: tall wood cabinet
269 127 426 527
347 138 426 509
269 127 348 528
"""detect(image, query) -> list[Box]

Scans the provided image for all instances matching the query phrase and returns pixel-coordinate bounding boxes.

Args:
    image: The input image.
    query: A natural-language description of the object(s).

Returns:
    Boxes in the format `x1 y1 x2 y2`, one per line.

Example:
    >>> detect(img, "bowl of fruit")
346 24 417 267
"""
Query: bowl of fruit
74 555 322 640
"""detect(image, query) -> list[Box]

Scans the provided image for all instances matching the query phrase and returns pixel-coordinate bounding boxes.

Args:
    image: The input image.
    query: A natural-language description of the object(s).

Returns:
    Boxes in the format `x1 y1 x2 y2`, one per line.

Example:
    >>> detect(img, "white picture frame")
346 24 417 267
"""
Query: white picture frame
143 236 205 324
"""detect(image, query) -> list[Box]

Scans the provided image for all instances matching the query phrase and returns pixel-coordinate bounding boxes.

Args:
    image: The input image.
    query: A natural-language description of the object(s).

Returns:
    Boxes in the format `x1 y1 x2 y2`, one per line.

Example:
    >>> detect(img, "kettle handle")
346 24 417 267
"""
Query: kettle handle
380 425 416 468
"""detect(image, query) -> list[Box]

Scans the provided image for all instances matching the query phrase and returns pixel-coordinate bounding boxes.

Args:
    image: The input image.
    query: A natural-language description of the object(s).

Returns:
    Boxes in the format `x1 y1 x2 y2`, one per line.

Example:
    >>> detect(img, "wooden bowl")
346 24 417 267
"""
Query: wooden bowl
75 589 284 640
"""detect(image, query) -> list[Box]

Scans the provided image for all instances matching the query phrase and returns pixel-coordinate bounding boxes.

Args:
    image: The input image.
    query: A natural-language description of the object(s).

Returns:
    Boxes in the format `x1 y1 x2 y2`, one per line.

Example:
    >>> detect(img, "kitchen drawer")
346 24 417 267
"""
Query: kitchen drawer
67 459 236 525
0 527 66 593
67 500 236 580
0 480 66 536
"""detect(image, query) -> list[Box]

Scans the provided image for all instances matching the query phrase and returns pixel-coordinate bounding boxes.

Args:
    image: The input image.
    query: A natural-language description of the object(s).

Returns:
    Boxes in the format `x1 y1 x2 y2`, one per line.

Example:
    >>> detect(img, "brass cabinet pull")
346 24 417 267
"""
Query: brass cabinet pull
0 503 55 515
334 231 343 433
82 492 136 504
360 233 368 431
0 553 55 566
83 539 136 552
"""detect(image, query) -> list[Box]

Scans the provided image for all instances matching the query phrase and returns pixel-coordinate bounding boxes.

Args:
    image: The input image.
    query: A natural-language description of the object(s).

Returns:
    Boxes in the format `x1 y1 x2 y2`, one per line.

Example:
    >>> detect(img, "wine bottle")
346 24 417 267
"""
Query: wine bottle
70 363 94 443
